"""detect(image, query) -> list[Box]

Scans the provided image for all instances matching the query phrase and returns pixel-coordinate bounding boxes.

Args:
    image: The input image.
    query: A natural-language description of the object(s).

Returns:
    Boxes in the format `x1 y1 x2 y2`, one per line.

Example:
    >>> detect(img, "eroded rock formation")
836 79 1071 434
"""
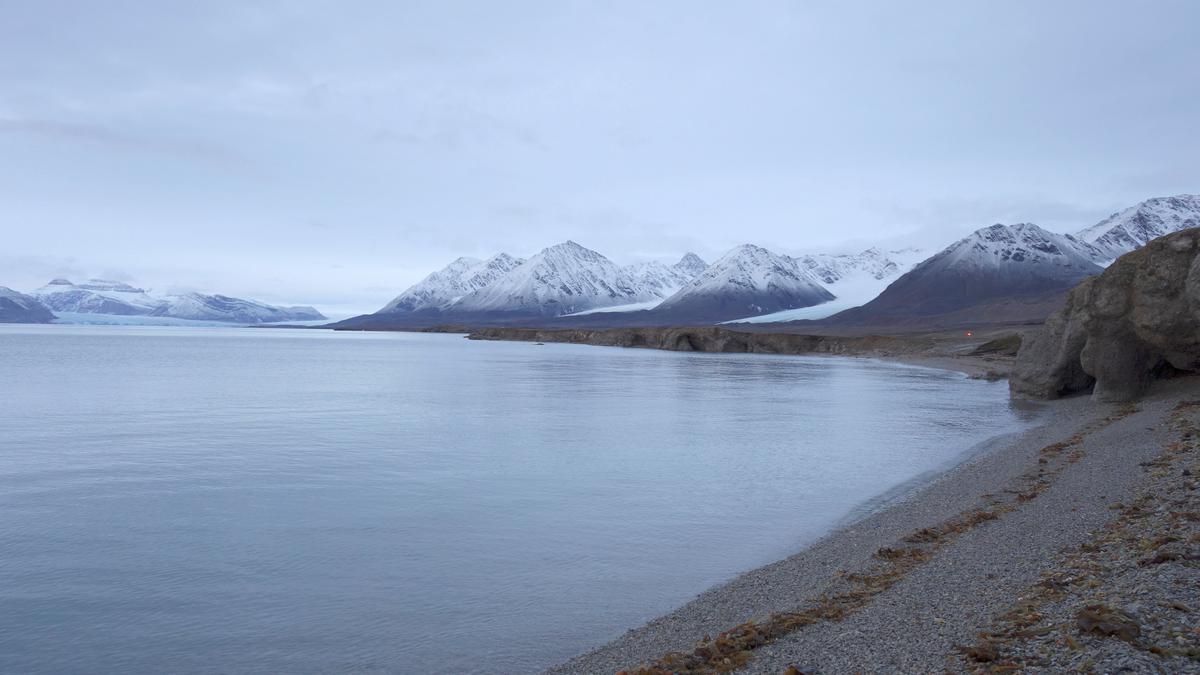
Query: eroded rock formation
1011 228 1200 402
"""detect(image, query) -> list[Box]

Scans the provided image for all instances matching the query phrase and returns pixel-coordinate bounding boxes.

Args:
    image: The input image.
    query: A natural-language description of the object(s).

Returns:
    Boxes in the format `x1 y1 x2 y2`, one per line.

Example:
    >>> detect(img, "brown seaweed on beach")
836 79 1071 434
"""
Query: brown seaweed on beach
621 406 1141 675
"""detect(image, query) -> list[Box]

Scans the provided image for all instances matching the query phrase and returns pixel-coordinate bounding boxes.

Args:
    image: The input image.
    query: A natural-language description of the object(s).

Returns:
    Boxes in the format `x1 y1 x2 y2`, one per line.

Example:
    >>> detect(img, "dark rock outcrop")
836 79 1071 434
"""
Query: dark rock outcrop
1011 228 1200 402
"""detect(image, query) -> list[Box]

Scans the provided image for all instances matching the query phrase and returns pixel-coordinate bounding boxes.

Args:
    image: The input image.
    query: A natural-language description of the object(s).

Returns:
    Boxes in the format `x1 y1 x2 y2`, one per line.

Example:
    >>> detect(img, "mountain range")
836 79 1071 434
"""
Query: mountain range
4 193 1198 329
336 241 924 328
336 243 715 327
1076 194 1200 262
11 278 327 325
337 193 1200 331
815 194 1200 328
651 244 834 321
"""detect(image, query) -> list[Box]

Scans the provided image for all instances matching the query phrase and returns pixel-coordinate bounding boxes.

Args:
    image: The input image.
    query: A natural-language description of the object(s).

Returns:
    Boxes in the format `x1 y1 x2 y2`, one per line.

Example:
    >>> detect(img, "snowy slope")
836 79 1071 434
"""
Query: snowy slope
1077 194 1200 262
378 253 524 314
32 279 165 315
733 248 926 323
828 223 1102 323
796 247 920 285
451 241 661 317
0 287 55 323
655 244 834 320
152 293 326 324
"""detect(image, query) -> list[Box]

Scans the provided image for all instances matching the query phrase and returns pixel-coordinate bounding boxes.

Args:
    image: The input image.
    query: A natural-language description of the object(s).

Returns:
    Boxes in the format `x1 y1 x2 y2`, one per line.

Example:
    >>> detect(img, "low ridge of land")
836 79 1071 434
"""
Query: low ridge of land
466 324 1025 380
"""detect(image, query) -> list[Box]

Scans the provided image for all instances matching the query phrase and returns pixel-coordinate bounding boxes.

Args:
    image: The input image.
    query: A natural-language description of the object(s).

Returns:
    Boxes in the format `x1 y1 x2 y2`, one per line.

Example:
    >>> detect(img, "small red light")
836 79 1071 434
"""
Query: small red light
965 331 973 337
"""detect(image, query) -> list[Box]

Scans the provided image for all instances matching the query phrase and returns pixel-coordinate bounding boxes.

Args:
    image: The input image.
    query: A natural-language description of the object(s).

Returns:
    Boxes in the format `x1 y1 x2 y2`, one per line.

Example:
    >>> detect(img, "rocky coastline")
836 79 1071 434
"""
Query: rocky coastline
545 380 1200 674
535 229 1200 673
467 325 1021 380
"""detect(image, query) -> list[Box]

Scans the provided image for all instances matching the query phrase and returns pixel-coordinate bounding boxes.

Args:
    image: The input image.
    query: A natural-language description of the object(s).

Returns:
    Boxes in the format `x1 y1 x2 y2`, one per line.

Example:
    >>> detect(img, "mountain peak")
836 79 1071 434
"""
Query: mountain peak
673 252 708 277
544 240 593 255
951 222 1099 264
825 222 1103 324
728 243 772 257
1077 194 1200 261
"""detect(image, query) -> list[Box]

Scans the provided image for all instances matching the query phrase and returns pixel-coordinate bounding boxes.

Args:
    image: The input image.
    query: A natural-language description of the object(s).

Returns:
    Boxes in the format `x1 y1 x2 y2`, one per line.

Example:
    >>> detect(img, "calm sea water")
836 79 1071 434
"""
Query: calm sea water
0 325 1033 674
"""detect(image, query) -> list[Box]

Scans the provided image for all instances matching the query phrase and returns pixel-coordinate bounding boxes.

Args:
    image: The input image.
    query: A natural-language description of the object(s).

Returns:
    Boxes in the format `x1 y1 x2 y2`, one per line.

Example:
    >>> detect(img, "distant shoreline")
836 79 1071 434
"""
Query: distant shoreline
463 324 1021 380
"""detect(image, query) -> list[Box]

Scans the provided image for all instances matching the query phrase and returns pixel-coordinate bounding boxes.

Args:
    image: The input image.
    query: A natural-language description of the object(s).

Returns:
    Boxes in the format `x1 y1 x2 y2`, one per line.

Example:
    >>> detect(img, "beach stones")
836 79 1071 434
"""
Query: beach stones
1012 228 1200 402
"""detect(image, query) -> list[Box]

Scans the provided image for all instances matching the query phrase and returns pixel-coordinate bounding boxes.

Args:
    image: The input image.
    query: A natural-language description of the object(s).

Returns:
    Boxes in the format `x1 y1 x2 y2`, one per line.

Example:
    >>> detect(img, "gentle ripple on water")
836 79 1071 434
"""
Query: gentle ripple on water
0 325 1036 673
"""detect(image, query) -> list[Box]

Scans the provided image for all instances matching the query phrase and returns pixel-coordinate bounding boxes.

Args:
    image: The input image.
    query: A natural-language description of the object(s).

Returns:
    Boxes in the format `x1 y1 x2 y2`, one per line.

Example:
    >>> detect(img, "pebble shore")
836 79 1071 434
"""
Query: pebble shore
546 378 1200 674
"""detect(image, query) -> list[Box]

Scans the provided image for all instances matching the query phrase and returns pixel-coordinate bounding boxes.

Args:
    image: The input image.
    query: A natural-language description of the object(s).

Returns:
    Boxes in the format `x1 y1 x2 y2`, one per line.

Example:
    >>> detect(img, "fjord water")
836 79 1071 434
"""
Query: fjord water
0 326 1031 674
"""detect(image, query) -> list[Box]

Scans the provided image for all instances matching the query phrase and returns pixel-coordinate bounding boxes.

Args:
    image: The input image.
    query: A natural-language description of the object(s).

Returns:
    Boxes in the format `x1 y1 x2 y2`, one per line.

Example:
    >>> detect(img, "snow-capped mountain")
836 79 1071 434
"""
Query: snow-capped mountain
623 253 708 296
30 278 325 324
33 278 163 315
451 241 661 317
731 247 926 323
924 223 1102 275
654 244 834 321
1077 194 1200 262
828 223 1102 324
378 253 524 314
152 293 325 324
0 287 55 323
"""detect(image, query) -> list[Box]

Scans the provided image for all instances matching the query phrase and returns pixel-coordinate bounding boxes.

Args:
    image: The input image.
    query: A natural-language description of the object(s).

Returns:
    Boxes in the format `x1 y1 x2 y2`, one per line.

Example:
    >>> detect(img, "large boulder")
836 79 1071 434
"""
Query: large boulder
1011 228 1200 401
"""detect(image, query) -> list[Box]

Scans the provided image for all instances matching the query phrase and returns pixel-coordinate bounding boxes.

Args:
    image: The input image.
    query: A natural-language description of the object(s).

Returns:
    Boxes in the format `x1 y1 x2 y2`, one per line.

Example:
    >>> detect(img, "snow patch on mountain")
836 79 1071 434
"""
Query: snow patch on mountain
562 299 664 316
1077 194 1200 262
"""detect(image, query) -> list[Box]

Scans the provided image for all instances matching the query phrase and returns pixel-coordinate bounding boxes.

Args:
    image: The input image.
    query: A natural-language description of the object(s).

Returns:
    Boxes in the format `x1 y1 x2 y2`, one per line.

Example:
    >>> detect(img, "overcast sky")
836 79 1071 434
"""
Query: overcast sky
2 1 1198 316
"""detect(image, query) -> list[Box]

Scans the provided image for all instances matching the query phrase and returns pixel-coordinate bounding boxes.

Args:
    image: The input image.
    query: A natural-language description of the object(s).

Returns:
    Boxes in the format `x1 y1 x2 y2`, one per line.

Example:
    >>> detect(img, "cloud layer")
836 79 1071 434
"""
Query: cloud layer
2 1 1198 315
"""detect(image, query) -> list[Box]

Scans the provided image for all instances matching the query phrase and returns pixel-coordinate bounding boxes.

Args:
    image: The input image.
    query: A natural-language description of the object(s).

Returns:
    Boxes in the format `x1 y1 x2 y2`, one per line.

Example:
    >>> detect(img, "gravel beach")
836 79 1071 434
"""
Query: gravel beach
546 377 1200 674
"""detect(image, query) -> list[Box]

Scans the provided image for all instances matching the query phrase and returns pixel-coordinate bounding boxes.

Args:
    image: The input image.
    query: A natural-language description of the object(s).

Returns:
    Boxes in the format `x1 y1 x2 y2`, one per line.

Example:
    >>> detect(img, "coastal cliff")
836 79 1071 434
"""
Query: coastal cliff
1012 228 1200 402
